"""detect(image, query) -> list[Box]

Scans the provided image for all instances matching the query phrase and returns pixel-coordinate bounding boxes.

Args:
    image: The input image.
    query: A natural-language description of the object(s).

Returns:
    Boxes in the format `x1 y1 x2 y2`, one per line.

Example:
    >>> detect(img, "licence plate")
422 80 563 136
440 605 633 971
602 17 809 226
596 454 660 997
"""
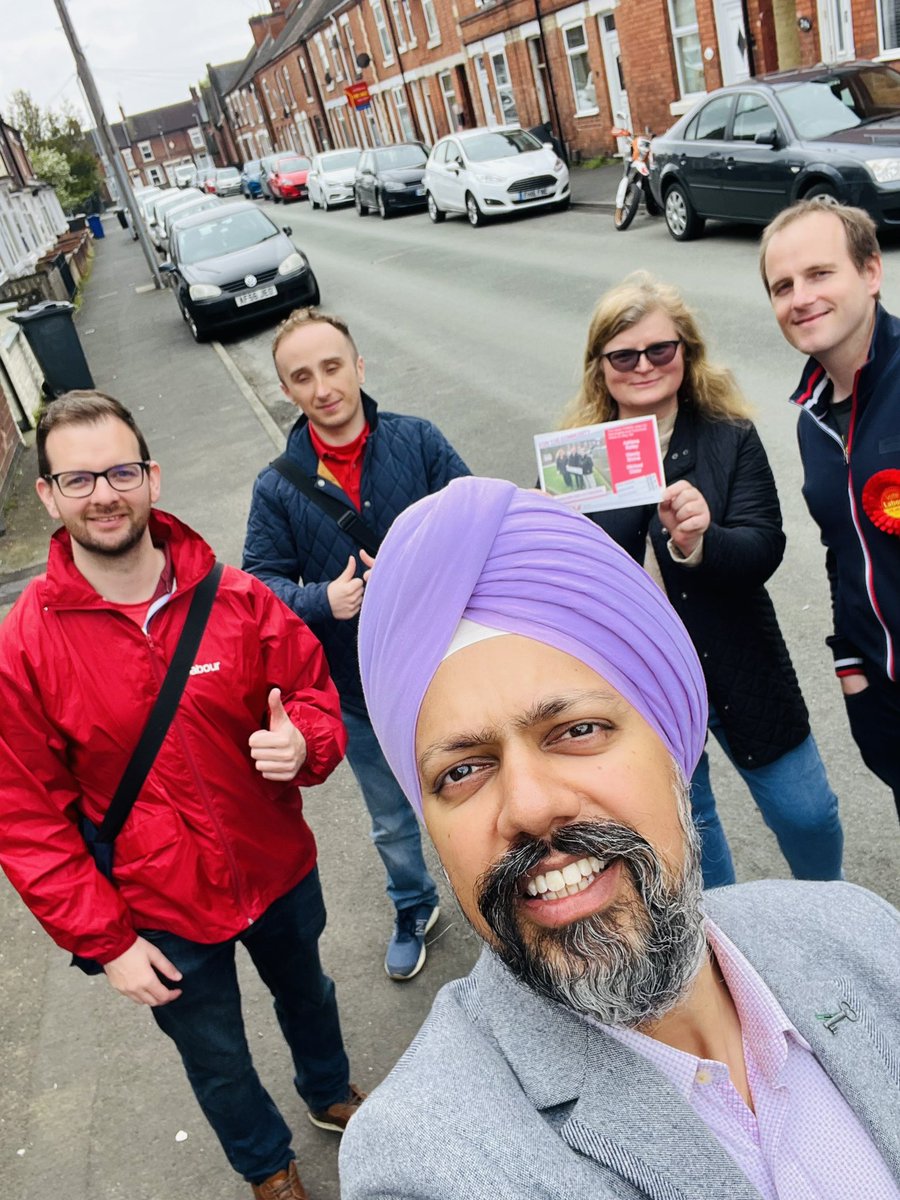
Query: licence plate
517 186 552 201
236 285 277 307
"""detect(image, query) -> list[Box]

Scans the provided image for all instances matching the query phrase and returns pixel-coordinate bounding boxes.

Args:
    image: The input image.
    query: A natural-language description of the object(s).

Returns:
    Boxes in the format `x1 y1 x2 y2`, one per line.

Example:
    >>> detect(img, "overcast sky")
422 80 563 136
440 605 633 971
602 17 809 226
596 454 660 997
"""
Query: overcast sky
1 0 268 127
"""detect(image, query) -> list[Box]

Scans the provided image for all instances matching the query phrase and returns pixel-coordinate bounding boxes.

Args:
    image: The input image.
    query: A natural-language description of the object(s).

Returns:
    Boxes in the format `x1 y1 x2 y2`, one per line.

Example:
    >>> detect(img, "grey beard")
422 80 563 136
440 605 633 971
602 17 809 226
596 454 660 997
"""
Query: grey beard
475 788 707 1029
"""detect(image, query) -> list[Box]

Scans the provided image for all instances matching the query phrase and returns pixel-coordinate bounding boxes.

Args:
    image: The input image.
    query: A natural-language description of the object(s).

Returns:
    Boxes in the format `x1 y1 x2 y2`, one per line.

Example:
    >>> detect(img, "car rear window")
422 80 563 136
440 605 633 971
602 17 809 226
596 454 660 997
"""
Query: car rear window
277 158 312 172
217 168 240 180
464 130 541 161
321 150 361 170
176 209 278 265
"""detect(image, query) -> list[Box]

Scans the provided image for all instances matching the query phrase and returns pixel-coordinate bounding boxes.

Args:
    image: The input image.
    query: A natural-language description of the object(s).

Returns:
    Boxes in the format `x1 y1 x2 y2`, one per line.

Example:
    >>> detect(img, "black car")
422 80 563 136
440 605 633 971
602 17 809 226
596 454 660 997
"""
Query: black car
354 143 429 218
649 60 900 241
162 200 320 342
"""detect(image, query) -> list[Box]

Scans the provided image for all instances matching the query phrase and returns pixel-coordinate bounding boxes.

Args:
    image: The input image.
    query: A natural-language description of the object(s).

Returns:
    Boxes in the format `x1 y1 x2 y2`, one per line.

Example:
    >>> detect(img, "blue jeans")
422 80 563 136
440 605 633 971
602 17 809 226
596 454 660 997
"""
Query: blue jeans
690 716 843 889
145 869 349 1183
342 707 439 913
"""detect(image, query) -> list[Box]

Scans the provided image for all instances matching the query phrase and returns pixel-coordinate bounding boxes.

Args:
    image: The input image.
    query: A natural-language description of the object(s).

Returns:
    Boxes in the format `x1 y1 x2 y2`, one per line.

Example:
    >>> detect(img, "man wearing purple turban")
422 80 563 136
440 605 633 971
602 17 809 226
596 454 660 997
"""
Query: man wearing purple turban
340 477 900 1200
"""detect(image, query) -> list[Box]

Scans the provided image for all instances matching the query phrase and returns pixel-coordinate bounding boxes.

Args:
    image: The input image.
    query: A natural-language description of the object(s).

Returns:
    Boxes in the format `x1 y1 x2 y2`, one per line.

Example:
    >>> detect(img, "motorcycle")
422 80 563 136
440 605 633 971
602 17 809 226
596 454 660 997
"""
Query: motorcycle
611 121 660 231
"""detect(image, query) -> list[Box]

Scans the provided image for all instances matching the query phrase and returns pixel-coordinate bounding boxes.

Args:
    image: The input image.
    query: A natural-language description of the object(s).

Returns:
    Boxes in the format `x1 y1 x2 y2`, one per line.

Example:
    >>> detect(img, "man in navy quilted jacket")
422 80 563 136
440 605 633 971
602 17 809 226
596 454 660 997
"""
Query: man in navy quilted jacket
243 308 470 979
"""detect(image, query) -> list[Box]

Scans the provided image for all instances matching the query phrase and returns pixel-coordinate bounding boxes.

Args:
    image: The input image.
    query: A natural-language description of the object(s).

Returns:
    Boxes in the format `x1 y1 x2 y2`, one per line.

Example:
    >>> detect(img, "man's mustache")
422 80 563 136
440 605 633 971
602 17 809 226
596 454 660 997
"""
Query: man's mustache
476 820 661 922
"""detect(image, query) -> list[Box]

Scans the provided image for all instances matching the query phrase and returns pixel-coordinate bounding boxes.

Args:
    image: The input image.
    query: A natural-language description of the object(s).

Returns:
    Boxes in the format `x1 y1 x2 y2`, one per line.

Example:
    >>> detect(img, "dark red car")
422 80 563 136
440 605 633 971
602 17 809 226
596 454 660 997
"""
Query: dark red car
268 156 313 203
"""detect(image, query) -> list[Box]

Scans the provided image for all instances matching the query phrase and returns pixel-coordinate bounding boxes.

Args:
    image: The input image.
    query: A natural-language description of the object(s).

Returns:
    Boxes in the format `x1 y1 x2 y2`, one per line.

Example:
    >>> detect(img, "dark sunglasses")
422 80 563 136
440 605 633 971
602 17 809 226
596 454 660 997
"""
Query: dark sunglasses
600 339 683 373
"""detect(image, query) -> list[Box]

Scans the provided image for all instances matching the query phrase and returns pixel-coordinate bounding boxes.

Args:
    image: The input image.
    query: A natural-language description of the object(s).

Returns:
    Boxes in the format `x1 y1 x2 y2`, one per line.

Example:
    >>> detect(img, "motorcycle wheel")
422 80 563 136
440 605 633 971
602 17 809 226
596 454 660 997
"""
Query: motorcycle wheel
614 180 642 231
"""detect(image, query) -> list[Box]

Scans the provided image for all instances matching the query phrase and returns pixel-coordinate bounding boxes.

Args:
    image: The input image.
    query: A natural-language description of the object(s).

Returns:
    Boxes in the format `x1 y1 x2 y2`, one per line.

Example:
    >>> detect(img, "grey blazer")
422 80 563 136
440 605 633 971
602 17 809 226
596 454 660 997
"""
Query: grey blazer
340 881 900 1199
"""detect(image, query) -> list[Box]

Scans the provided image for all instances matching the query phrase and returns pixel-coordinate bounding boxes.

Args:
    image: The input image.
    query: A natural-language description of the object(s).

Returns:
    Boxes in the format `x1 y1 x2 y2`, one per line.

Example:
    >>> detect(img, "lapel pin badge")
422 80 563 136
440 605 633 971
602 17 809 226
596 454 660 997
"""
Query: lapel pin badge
815 1000 859 1034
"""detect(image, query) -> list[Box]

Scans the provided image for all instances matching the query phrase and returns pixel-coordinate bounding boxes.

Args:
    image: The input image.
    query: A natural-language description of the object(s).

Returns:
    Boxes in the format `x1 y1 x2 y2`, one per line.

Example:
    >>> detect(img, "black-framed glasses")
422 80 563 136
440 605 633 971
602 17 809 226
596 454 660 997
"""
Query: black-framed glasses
45 461 150 499
600 339 683 373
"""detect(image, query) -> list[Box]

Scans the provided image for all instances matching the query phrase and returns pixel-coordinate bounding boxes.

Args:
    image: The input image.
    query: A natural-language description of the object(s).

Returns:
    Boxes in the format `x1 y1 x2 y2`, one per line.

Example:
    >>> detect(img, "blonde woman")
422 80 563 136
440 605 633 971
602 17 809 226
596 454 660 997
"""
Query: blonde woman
565 272 843 887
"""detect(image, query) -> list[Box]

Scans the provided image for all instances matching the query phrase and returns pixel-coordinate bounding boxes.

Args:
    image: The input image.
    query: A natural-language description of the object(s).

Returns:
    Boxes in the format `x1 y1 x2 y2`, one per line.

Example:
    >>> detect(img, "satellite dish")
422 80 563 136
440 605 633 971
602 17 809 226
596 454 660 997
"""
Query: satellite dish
356 52 371 68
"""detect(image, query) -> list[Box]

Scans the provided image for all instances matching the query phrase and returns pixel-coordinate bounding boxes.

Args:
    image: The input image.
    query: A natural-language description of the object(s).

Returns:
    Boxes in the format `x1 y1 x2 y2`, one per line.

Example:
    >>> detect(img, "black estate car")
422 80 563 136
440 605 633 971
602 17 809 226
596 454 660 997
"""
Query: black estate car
162 201 319 342
649 60 900 240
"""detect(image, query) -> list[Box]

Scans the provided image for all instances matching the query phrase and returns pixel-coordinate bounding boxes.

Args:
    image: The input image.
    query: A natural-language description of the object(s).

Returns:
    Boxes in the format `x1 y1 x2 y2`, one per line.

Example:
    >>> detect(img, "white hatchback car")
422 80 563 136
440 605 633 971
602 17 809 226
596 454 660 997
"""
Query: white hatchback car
424 127 569 226
307 148 362 210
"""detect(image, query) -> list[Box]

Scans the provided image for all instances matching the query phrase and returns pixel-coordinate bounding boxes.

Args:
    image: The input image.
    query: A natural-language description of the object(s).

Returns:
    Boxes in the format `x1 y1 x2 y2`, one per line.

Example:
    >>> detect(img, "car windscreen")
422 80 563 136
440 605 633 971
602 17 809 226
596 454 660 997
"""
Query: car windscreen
276 157 311 172
167 199 217 229
217 168 240 180
463 130 542 162
321 151 360 171
176 209 278 265
375 145 427 169
778 81 869 139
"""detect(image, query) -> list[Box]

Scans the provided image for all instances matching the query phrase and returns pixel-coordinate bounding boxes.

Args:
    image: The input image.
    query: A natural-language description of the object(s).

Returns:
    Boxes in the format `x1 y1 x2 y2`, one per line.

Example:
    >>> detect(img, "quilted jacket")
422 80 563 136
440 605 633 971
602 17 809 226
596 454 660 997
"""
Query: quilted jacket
243 391 470 714
591 406 809 767
0 511 346 964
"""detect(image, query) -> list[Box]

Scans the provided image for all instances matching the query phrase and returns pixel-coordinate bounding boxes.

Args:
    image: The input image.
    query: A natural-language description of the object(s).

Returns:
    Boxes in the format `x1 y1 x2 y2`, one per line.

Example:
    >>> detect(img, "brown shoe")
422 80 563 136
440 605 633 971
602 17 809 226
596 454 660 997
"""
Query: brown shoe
251 1160 308 1200
307 1082 367 1132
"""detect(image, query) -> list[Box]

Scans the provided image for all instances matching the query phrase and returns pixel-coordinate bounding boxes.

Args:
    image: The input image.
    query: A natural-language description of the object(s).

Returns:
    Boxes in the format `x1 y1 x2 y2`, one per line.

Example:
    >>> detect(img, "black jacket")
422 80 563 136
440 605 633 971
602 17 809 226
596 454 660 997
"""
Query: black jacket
590 406 809 767
792 303 900 682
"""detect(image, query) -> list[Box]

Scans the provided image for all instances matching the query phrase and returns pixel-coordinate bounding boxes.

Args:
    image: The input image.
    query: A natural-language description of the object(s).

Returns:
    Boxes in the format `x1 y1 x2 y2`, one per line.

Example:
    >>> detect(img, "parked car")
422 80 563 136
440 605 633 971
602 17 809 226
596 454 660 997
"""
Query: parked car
199 168 219 194
424 127 570 226
159 194 223 254
354 143 429 218
161 200 320 342
267 156 313 202
241 159 263 198
133 185 162 219
149 188 204 249
258 153 299 200
650 60 900 241
173 163 196 188
212 167 243 197
307 148 362 210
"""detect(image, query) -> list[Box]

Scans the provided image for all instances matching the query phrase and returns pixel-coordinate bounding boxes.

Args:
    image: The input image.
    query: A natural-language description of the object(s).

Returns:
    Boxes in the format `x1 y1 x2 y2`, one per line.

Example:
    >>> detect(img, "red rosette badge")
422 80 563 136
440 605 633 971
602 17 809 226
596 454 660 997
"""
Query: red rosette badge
862 469 900 535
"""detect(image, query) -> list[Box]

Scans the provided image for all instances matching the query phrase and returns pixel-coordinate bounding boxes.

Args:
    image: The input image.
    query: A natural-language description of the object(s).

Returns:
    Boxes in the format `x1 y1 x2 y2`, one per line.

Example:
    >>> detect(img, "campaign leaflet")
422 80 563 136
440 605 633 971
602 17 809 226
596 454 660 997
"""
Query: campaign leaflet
534 415 665 514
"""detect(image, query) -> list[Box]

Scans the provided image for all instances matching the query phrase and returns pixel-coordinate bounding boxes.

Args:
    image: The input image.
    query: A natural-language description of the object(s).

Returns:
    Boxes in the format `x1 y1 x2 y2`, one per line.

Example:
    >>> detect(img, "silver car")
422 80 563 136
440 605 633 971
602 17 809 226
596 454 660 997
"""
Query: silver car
307 149 362 210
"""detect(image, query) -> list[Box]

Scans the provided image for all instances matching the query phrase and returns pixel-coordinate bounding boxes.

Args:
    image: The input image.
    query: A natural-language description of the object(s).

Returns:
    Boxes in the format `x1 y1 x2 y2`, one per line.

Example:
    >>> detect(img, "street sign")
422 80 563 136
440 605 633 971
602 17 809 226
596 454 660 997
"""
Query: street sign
345 82 372 110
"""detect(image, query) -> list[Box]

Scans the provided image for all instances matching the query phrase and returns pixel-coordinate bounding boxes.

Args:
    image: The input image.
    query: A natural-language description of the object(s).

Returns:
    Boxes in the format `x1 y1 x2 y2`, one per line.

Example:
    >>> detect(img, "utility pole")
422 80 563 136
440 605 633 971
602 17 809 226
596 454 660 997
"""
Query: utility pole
52 0 163 288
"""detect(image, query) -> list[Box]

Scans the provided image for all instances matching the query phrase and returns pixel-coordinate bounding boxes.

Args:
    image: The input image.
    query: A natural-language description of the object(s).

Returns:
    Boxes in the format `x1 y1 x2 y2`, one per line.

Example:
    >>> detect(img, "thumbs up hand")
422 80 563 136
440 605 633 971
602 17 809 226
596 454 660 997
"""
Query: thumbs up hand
248 687 308 780
326 554 365 620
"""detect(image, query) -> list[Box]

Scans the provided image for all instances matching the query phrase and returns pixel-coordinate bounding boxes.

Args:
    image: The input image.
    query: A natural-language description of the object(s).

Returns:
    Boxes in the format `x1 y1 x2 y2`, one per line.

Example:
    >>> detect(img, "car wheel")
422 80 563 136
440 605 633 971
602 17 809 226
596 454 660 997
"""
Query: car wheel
555 195 571 212
465 192 485 227
306 273 321 308
427 192 445 224
186 311 208 343
310 194 319 210
273 193 281 204
322 194 330 212
803 181 839 204
378 191 391 220
664 182 704 242
614 180 642 231
355 191 367 216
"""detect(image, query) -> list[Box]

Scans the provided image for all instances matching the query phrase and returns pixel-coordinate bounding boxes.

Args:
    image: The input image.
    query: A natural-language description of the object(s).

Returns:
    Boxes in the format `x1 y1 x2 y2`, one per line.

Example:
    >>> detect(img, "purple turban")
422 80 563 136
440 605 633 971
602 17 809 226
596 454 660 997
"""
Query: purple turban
358 477 707 818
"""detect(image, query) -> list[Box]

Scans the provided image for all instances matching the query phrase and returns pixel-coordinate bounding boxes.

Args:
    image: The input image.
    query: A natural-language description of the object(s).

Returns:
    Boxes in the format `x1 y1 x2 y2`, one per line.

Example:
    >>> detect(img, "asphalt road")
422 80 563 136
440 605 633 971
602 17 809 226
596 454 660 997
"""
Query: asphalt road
2 200 899 1200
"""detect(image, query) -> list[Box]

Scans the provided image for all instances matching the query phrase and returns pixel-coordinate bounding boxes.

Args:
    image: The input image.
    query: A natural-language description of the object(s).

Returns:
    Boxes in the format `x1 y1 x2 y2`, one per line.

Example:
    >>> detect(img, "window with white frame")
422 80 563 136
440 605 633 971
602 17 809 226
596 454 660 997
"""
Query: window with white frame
438 70 457 128
389 0 408 49
122 147 135 169
283 66 297 107
330 27 349 80
668 0 704 95
879 1 900 50
421 0 440 42
250 87 263 122
563 23 596 113
314 34 333 87
490 50 518 124
189 126 204 148
344 24 359 77
138 140 153 162
371 0 394 62
148 166 164 184
392 86 416 139
401 0 417 45
262 79 277 117
298 55 314 101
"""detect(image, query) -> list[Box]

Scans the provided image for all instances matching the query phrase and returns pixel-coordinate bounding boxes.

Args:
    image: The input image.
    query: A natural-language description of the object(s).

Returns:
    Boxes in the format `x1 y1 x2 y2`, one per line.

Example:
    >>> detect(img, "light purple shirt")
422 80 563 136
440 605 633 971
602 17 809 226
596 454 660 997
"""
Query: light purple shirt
601 922 899 1199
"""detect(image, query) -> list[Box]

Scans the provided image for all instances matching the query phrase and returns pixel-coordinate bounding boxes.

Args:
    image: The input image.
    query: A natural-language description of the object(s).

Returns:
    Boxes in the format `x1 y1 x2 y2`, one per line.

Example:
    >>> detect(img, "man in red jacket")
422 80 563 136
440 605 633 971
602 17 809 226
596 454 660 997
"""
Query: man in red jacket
0 391 362 1200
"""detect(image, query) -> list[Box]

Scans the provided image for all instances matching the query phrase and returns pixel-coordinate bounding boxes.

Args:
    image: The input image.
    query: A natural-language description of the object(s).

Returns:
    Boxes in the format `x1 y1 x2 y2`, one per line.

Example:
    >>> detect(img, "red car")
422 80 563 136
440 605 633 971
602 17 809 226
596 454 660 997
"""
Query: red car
268 156 313 203
201 171 218 194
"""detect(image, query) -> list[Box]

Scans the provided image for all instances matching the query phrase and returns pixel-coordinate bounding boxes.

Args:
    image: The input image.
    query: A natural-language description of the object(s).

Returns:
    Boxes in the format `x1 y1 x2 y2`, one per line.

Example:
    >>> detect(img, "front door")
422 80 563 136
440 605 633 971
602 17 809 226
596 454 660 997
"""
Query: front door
714 0 750 84
599 12 630 130
817 0 855 62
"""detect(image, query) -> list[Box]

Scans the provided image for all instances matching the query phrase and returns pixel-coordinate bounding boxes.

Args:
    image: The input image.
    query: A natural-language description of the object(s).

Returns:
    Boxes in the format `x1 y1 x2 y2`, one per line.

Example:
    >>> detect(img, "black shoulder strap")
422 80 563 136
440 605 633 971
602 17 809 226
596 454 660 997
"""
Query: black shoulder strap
95 560 224 844
271 454 382 558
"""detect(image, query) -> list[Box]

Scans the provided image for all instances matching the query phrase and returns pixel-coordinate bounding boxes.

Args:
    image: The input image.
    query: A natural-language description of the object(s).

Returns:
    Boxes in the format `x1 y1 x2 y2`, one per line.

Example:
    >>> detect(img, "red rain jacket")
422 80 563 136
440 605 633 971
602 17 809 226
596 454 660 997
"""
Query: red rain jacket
0 510 345 964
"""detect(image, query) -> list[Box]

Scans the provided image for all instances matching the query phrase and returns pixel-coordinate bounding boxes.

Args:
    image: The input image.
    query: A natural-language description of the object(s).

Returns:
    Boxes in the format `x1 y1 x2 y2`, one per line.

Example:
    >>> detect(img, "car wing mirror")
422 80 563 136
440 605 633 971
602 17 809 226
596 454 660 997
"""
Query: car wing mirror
160 261 175 273
283 226 292 235
754 128 780 148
